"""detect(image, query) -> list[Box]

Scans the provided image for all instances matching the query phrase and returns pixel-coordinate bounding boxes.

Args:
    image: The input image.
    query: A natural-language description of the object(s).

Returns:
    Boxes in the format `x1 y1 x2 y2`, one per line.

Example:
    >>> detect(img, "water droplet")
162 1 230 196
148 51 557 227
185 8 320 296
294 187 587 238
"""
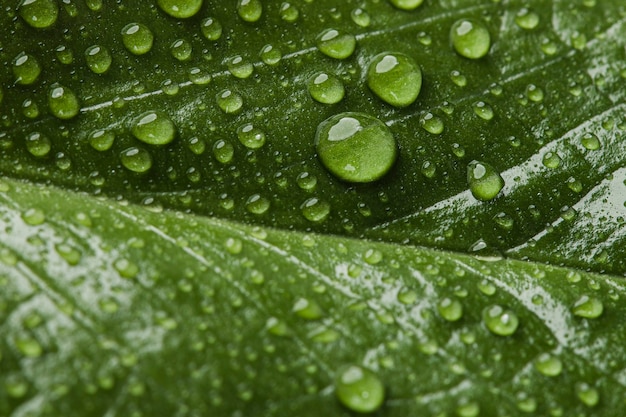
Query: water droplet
525 84 544 102
363 248 383 265
12 52 42 85
213 139 234 163
22 208 45 225
171 39 192 61
245 194 270 214
55 45 73 64
293 298 323 319
266 317 288 336
187 137 205 154
450 70 467 87
83 45 112 74
420 112 444 134
120 147 152 173
575 382 599 407
216 89 243 114
516 392 537 413
296 172 317 191
114 258 139 279
131 111 176 145
224 237 243 254
88 130 115 152
227 55 254 79
335 365 385 413
121 23 154 55
200 17 222 40
388 0 424 10
157 0 203 18
47 83 80 120
351 8 370 27
315 112 397 183
301 198 330 222
534 353 563 377
572 295 603 318
25 132 51 157
279 2 299 22
581 132 601 150
483 305 519 336
308 72 345 104
515 8 539 30
22 98 41 118
15 338 42 358
478 279 496 295
237 123 266 149
571 32 586 50
237 0 262 22
259 44 281 65
467 160 504 201
18 0 58 28
367 52 422 108
493 212 514 230
472 101 494 120
437 297 463 322
316 29 356 59
420 160 436 178
450 19 491 59
540 38 558 55
542 152 562 169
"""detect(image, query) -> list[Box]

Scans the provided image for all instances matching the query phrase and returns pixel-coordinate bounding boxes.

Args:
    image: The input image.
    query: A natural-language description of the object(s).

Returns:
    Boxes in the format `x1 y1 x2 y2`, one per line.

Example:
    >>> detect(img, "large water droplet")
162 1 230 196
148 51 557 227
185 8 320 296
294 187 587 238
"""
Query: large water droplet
388 0 424 10
572 295 603 319
483 305 519 336
316 29 356 59
335 365 385 413
450 19 491 59
237 123 266 149
85 45 112 74
467 160 504 201
367 52 422 108
12 52 42 85
315 112 397 183
237 0 262 22
48 83 80 120
131 111 176 145
121 23 154 55
308 72 345 104
120 147 152 173
18 0 58 28
157 0 203 18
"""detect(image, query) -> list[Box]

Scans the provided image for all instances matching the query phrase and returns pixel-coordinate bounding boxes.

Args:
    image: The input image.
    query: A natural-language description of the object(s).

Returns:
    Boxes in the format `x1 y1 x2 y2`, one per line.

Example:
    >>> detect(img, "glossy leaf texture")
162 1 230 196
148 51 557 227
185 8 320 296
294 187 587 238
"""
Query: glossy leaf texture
2 1 626 274
0 177 625 416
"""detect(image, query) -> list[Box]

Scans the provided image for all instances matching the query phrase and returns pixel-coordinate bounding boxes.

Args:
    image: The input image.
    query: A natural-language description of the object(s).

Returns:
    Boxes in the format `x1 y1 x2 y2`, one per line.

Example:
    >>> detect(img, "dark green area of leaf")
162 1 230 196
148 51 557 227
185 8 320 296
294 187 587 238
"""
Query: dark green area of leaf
1 0 626 274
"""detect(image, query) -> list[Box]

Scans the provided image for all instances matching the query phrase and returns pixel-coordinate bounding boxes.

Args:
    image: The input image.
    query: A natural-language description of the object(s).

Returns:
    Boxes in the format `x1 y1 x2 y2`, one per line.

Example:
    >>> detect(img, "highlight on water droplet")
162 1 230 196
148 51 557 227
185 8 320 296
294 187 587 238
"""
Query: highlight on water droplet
388 0 424 10
450 18 491 59
467 160 504 201
157 0 203 18
18 0 59 28
482 304 519 336
367 52 422 108
237 0 262 23
316 29 356 59
12 52 42 85
121 23 154 55
48 83 80 120
308 72 345 104
315 112 397 183
335 365 385 413
131 111 176 145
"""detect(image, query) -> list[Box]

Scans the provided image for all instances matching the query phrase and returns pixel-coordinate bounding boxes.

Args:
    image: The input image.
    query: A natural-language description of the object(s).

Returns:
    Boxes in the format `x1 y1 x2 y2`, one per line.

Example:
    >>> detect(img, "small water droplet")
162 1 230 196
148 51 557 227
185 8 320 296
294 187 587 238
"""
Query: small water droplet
472 101 494 120
213 139 234 163
450 70 467 87
237 0 263 23
526 84 544 102
48 83 80 120
171 39 192 61
467 160 504 201
120 147 152 173
114 258 139 279
483 305 519 336
227 55 254 79
121 23 154 55
420 113 444 134
18 0 58 28
581 132 601 150
157 0 203 18
225 237 243 254
266 317 288 336
437 297 463 322
12 52 42 85
293 298 323 320
316 29 356 59
131 111 176 145
478 279 496 295
450 19 491 59
89 130 115 152
279 2 299 22
351 8 370 27
296 172 317 191
25 132 51 157
335 365 385 413
363 248 383 265
575 382 599 407
542 151 562 169
259 44 282 65
388 0 424 10
85 45 112 74
572 295 603 318
300 198 330 222
534 353 563 377
315 112 397 183
245 194 270 214
200 17 222 40
367 52 422 108
237 123 266 149
308 72 345 104
515 8 540 30
216 89 243 114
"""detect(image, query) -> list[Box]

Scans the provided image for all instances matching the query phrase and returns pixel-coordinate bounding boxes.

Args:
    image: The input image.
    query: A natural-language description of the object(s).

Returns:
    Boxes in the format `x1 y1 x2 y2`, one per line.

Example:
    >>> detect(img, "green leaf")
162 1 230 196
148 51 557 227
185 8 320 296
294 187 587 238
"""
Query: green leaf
2 0 626 415
1 177 625 416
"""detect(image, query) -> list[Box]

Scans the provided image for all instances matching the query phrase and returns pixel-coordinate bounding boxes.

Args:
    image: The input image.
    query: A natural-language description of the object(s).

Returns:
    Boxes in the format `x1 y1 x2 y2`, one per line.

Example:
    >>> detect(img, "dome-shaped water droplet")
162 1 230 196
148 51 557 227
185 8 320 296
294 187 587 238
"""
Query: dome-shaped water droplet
437 297 463 322
367 52 422 108
575 382 599 407
246 194 270 214
200 17 222 40
308 72 345 104
259 44 282 65
12 52 42 85
279 2 299 22
515 8 540 30
450 19 491 59
89 129 115 151
572 295 603 318
542 151 561 169
157 0 203 18
22 207 45 225
335 365 385 413
22 99 39 118
301 198 330 222
237 123 266 149
467 160 504 201
25 132 51 157
18 0 58 28
216 89 243 114
55 45 73 64
483 305 518 336
293 298 323 319
213 139 234 163
120 147 152 173
420 112 444 134
131 111 176 145
227 55 254 78
121 23 154 55
472 101 494 120
15 338 43 358
388 0 424 10
351 8 371 27
315 112 397 183
450 70 467 87
534 353 563 377
171 39 192 61
526 84 544 102
48 83 80 120
316 29 356 59
581 132 601 150
237 0 262 22
85 45 112 74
